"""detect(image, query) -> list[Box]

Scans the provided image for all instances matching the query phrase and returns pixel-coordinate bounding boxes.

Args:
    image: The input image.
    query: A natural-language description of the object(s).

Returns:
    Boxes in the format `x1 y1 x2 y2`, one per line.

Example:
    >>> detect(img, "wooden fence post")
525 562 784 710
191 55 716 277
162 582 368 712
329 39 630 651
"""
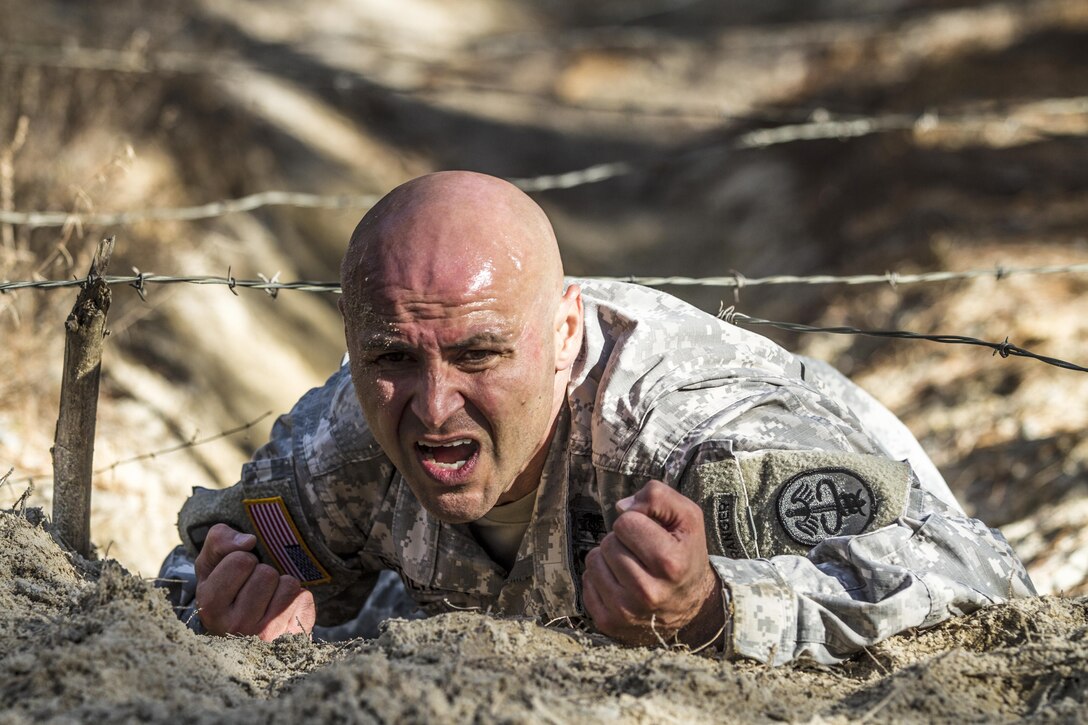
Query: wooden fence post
51 236 114 558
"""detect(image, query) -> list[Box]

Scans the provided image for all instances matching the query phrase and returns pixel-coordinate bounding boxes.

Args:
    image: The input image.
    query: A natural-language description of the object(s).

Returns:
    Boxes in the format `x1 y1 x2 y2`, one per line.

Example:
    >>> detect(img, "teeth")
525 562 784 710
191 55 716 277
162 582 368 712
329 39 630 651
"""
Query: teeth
430 460 468 471
419 439 473 448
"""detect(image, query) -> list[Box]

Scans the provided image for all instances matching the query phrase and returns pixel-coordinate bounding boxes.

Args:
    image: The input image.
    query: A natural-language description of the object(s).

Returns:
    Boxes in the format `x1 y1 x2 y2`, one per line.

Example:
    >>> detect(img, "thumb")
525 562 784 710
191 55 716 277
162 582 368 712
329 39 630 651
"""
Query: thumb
196 523 258 580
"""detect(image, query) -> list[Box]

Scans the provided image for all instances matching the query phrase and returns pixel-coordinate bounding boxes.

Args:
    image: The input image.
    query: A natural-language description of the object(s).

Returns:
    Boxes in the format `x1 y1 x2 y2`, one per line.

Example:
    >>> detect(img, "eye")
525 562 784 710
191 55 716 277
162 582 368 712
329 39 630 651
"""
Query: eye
373 351 412 366
459 349 499 366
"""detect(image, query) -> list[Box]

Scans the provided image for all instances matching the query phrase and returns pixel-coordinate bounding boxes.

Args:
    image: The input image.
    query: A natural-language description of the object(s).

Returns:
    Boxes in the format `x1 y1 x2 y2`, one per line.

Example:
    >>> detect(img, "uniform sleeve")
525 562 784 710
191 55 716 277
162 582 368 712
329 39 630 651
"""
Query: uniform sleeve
156 544 206 634
710 482 1035 665
676 381 1036 665
166 365 399 629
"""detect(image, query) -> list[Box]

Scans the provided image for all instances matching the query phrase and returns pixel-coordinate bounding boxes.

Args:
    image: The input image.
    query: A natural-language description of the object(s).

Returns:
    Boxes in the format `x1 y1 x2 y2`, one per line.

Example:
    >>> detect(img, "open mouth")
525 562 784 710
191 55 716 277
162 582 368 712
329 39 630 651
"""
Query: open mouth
415 438 480 473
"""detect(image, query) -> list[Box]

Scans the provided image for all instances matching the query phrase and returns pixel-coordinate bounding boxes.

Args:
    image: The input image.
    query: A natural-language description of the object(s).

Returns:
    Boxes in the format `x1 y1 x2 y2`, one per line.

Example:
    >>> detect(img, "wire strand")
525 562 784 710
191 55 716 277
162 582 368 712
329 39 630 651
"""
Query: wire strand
2 266 1086 373
5 411 273 488
5 261 1088 294
724 310 1088 374
0 95 1084 225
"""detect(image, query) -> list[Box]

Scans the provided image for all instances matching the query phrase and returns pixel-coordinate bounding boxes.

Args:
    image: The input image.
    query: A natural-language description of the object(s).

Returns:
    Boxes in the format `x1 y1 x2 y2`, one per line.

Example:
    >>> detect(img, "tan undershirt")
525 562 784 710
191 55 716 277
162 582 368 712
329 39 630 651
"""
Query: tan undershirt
469 487 539 572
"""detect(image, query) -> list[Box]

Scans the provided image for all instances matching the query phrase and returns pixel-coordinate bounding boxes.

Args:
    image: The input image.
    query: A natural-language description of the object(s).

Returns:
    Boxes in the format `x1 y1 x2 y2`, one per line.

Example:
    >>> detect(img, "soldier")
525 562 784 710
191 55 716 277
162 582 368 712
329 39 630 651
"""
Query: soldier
159 170 1035 664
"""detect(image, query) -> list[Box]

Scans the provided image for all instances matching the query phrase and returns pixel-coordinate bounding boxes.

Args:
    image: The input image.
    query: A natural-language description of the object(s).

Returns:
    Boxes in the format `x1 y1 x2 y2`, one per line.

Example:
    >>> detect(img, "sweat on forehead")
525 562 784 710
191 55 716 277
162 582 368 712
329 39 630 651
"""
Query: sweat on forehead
340 171 563 307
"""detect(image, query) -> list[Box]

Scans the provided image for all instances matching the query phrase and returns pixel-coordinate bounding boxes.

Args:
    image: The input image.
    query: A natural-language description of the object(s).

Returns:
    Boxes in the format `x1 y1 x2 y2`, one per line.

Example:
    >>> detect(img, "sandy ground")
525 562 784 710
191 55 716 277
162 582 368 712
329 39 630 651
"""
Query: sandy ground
3 509 1088 723
2 1 1088 721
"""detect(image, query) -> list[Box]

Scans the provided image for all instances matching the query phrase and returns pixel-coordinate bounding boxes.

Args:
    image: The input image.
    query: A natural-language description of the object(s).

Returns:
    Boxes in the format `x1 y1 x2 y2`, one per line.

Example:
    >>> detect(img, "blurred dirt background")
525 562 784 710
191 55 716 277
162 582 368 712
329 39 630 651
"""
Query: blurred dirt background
1 0 1087 720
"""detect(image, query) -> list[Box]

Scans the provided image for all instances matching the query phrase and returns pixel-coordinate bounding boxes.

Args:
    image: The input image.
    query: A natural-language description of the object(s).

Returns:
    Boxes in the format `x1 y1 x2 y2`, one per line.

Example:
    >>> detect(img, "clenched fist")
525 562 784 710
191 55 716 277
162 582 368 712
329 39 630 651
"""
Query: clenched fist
582 480 725 648
194 523 316 640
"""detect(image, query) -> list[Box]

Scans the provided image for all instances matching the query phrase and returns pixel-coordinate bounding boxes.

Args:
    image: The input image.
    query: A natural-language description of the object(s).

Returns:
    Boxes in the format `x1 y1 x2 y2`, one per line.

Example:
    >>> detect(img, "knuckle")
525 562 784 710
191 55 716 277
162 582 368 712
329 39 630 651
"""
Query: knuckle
205 523 236 552
681 496 704 521
629 578 657 609
642 482 665 505
611 515 636 538
209 522 235 539
194 583 222 614
223 550 259 571
599 532 620 556
658 554 686 582
252 563 280 585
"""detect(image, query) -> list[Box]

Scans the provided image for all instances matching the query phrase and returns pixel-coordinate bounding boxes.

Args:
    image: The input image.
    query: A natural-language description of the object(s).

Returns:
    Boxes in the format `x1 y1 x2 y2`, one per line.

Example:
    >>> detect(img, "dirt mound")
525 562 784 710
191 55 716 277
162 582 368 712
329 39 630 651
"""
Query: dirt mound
3 509 1086 723
3 1 1088 721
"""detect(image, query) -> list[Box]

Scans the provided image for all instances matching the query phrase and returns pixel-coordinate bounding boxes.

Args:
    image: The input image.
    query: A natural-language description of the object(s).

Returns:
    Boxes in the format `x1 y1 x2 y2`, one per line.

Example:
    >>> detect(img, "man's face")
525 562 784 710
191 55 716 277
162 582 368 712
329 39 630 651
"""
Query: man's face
344 272 564 524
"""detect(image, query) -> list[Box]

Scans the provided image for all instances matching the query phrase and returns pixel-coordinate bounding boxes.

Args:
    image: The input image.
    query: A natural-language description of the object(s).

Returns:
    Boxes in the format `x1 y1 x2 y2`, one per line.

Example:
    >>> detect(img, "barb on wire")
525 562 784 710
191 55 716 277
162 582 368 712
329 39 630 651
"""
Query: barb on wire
5 411 273 488
0 274 343 294
719 308 1088 374
595 262 1088 289
3 264 1087 373
4 261 1088 296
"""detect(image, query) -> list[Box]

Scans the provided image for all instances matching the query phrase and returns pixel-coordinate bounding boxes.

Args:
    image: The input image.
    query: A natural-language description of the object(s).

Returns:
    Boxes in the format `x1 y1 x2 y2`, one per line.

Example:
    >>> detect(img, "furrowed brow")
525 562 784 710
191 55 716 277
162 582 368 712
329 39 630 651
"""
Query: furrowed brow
452 332 513 349
357 333 411 351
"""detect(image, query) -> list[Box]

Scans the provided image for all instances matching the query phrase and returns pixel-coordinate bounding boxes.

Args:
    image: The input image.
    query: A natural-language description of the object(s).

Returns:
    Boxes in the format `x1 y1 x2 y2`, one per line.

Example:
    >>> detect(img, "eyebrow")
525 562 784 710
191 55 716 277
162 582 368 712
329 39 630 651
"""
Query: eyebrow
357 331 514 351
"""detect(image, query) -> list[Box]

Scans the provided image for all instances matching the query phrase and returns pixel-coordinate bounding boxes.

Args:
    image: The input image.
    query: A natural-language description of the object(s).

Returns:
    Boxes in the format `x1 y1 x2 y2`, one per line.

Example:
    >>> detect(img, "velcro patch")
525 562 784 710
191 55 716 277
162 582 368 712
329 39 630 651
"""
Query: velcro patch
243 496 332 586
686 451 911 559
776 469 876 546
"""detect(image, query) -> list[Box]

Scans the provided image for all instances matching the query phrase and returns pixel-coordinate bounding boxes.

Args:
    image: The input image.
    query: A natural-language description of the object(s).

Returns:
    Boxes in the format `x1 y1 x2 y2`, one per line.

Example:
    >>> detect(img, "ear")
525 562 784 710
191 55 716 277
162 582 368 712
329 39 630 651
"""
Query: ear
553 283 583 371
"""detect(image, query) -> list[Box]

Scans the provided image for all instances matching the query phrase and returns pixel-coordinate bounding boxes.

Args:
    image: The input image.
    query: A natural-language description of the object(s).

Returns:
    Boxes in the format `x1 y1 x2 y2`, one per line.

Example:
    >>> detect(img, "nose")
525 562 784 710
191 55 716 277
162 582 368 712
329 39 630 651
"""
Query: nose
410 364 465 430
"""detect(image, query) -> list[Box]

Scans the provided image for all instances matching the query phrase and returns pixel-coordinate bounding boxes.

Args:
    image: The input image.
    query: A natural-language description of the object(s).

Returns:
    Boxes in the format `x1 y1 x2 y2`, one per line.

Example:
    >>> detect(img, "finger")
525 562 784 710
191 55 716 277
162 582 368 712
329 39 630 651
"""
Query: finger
599 531 663 610
581 571 607 625
195 523 257 582
230 563 282 633
258 577 315 641
616 480 699 536
611 510 684 580
583 546 639 625
195 549 259 621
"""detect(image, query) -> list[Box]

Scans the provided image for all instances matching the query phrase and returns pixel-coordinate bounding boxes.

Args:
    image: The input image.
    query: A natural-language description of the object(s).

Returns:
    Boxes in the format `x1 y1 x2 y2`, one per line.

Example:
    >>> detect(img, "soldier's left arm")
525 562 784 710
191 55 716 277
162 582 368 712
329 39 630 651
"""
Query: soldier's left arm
674 389 1036 665
703 471 1034 665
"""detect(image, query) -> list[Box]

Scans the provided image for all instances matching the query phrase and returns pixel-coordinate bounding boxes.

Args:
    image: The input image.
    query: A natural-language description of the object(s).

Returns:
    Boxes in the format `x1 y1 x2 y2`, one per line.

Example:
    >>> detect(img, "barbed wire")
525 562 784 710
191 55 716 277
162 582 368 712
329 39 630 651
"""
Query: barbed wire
0 95 1083 225
0 191 381 229
0 272 342 296
4 261 1088 296
2 264 1086 373
722 309 1088 374
592 262 1088 289
3 411 272 489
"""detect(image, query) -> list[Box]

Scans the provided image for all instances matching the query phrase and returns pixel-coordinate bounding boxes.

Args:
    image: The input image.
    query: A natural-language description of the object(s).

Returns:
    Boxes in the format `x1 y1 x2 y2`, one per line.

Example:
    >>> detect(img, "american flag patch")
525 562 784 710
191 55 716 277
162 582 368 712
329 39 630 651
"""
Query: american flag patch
243 496 332 586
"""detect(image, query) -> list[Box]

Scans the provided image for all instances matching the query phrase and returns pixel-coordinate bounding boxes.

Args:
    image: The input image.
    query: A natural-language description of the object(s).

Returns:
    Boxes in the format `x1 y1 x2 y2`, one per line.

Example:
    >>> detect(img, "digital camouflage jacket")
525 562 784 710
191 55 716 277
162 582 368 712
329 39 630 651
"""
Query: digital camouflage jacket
164 279 1035 665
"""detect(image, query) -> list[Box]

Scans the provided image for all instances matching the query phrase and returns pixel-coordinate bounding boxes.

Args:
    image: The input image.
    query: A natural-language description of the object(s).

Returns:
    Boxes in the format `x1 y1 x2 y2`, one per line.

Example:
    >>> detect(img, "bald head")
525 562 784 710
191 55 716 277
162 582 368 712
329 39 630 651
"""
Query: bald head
338 172 584 521
340 171 564 318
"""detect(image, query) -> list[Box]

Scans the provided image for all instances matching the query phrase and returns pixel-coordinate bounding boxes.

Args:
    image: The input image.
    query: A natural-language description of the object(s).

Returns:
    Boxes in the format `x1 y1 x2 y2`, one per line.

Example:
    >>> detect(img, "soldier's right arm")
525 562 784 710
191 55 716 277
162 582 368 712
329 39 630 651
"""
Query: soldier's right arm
193 523 315 639
158 365 396 634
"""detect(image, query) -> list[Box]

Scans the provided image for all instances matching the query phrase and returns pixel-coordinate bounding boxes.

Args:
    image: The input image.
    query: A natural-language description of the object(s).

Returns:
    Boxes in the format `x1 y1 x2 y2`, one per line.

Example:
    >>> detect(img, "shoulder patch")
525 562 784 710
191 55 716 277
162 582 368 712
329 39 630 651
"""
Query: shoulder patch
684 450 911 559
776 468 876 546
244 496 333 586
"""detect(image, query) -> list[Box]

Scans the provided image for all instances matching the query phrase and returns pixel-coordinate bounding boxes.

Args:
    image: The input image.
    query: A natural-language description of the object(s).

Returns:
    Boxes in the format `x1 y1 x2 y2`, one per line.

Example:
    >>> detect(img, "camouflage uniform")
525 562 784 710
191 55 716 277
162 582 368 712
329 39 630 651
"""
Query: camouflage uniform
160 279 1035 664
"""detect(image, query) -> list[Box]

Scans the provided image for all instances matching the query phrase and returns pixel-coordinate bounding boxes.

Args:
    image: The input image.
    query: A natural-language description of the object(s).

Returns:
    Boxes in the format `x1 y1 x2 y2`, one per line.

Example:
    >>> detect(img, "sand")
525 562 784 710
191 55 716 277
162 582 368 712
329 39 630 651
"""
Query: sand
3 509 1086 724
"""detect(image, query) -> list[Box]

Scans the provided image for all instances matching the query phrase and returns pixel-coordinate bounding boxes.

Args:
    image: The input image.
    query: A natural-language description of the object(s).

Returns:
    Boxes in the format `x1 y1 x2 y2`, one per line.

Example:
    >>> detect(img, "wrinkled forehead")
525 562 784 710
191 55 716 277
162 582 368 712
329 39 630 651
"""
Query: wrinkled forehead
342 172 563 330
352 215 548 305
348 254 538 341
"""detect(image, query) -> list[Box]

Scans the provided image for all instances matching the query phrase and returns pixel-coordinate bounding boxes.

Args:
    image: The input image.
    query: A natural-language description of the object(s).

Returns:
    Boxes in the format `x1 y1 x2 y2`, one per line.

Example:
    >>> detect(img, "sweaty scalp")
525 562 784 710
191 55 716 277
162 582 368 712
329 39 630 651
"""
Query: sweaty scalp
340 171 564 321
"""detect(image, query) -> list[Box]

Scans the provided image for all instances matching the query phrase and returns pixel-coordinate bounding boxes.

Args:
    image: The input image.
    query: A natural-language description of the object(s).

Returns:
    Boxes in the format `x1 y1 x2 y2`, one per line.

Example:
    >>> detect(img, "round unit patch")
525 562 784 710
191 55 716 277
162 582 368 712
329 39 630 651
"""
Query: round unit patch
775 468 876 547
